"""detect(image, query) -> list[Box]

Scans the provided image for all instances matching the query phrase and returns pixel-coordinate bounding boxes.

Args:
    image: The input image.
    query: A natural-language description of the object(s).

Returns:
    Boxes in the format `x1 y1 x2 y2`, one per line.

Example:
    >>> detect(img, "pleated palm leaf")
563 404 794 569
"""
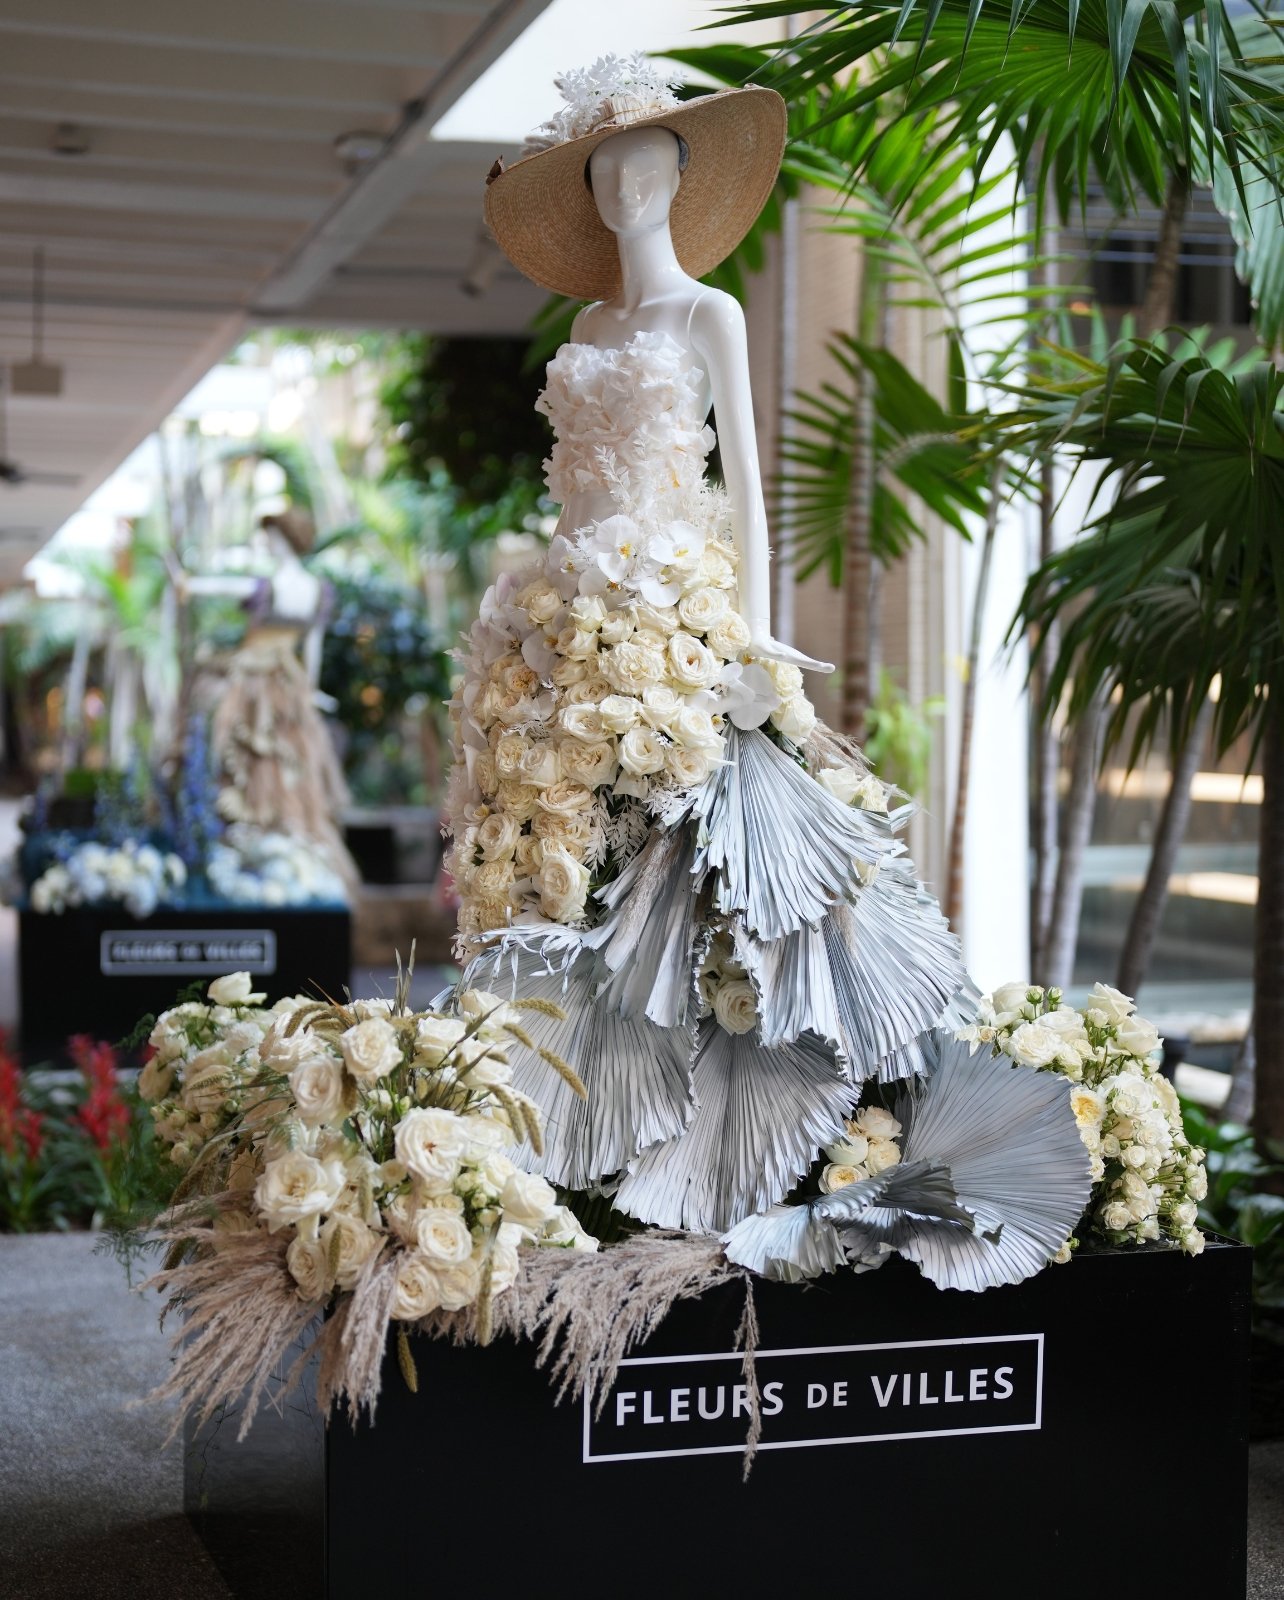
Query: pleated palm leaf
1002 337 1284 1149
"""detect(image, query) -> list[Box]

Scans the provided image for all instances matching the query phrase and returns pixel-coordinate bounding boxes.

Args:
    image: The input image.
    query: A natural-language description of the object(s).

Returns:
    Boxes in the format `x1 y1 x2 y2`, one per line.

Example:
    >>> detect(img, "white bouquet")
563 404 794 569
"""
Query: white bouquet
207 825 347 907
959 982 1207 1256
30 838 186 918
140 972 596 1335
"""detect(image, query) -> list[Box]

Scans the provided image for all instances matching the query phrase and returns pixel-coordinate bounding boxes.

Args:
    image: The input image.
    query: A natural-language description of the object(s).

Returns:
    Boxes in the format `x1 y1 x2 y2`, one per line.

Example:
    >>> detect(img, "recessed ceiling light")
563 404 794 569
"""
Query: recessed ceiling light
50 122 90 158
333 131 386 172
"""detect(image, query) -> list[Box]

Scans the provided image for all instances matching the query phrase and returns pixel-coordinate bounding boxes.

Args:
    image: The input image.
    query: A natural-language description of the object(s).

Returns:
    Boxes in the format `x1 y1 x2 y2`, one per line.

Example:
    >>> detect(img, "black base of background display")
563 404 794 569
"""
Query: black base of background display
185 1239 1251 1599
17 904 350 1061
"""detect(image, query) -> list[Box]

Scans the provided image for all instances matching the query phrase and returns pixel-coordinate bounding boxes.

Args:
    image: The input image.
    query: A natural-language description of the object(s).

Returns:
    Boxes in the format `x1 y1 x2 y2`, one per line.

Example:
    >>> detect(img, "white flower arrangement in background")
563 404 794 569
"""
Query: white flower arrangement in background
207 825 347 907
959 982 1207 1256
140 973 597 1333
29 839 186 919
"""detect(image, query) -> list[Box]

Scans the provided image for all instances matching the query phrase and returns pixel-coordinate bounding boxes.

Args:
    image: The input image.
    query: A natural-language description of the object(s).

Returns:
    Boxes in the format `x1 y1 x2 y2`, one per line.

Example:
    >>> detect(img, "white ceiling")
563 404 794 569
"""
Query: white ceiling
0 0 553 573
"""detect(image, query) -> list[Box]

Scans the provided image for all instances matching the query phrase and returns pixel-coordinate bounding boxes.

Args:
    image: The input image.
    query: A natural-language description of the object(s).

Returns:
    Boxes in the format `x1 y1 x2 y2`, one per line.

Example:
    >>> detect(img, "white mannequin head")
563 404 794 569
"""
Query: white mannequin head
587 126 684 237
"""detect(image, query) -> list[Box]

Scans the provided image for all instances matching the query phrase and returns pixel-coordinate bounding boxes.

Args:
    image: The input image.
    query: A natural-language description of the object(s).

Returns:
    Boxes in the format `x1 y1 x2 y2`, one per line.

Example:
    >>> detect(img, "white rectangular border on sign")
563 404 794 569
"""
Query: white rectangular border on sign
582 1332 1044 1464
99 929 278 977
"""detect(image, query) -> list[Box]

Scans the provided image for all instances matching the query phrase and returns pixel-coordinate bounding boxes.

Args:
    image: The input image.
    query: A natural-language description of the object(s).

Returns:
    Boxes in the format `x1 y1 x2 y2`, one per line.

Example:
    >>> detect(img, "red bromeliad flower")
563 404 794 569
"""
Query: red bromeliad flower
0 1032 41 1163
70 1034 130 1152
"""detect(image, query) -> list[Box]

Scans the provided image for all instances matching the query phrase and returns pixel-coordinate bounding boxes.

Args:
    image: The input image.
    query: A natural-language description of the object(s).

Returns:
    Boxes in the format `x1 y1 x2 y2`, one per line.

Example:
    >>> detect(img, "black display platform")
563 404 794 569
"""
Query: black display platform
17 904 350 1060
186 1239 1251 1599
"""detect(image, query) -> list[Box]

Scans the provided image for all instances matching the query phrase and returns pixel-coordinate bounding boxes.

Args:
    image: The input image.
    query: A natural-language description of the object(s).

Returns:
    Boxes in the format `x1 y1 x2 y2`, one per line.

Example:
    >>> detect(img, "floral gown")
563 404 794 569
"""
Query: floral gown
446 329 970 1235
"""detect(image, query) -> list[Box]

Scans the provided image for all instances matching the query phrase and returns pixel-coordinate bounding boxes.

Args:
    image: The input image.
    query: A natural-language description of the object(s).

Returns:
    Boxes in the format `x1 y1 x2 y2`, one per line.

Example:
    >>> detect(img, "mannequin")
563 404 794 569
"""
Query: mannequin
570 126 832 676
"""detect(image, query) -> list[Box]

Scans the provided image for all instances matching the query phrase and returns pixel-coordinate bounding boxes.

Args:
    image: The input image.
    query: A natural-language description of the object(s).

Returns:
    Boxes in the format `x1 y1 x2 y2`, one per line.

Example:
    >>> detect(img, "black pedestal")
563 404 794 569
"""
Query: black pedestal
186 1240 1251 1599
18 904 351 1060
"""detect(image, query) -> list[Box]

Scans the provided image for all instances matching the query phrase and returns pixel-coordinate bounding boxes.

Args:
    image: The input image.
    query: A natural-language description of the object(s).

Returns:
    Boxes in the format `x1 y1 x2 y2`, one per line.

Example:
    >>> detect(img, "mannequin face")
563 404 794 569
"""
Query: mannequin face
588 127 681 237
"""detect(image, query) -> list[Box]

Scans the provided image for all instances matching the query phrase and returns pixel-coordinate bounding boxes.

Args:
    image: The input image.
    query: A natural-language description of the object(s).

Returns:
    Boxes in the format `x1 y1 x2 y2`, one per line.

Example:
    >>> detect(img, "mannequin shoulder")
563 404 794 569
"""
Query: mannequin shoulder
569 301 603 343
688 286 748 354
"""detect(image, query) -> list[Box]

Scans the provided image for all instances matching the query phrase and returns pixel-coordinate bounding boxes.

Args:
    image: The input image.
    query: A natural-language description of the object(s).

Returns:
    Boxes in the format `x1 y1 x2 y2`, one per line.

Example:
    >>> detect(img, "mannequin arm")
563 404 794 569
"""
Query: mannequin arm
690 292 832 674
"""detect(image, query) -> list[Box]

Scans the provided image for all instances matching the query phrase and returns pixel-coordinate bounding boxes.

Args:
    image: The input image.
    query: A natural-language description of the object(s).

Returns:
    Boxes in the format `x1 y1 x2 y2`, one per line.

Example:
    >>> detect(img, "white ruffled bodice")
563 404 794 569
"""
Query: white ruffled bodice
536 331 715 514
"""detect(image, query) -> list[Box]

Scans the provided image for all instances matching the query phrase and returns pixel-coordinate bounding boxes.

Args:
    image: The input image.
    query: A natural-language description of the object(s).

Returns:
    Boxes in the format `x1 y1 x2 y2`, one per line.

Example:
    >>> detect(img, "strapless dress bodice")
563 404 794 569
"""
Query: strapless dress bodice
535 330 715 514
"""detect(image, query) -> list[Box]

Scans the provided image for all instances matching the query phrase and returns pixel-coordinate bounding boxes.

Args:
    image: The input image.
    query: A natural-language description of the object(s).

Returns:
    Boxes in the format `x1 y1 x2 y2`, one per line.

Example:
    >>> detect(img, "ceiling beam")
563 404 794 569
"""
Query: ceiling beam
256 0 551 311
0 170 326 223
0 0 473 69
0 33 420 112
0 118 355 183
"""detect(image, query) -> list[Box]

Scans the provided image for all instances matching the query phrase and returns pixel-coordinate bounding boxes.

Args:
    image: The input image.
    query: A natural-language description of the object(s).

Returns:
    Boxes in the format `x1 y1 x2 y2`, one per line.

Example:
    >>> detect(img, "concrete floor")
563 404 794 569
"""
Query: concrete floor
0 1233 1282 1599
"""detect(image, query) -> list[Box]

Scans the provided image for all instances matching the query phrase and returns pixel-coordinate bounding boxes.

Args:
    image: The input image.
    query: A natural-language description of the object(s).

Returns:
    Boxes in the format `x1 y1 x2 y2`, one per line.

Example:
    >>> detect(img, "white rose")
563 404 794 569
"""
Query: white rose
494 781 540 823
137 1057 175 1103
865 1135 902 1175
771 695 816 742
598 694 640 733
259 1018 320 1073
706 612 751 660
1089 982 1135 1025
816 766 860 805
713 979 758 1036
1069 1086 1105 1129
631 603 679 636
990 981 1036 1018
541 1205 599 1251
391 1254 444 1320
598 610 634 645
825 1134 869 1166
850 1107 902 1140
669 706 721 749
559 737 619 789
415 1207 475 1265
183 1061 233 1118
394 1107 469 1186
435 1256 481 1311
415 1014 467 1066
640 684 682 726
1003 1021 1063 1069
290 1054 348 1126
602 641 665 694
765 660 803 696
677 587 730 632
286 1234 335 1301
493 731 527 778
821 1163 864 1192
618 726 667 776
851 775 888 813
1041 1007 1089 1043
560 704 604 742
1101 1201 1133 1232
536 844 590 922
666 746 715 788
1115 1014 1161 1059
568 594 607 632
320 1213 383 1289
476 812 521 862
701 542 736 586
491 1228 523 1293
255 1150 346 1230
667 632 720 691
516 579 562 625
208 972 264 1006
550 656 589 686
501 1169 559 1226
516 742 560 788
340 1017 402 1086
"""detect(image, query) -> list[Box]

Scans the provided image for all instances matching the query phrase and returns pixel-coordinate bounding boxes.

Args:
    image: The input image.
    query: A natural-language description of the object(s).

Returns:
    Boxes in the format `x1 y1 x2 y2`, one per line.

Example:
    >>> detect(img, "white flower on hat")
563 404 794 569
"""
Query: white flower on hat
523 54 682 156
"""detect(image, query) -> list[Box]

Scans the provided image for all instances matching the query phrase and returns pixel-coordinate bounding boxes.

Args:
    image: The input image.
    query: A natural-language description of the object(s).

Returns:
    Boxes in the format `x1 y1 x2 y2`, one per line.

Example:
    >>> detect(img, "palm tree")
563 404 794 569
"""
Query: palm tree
1003 337 1284 1149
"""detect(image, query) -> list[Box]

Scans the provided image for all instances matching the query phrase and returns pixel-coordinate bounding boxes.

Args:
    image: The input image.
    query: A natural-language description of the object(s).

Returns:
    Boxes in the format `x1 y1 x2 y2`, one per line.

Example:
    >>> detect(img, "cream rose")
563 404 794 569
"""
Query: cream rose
568 594 608 632
701 543 736 586
771 695 817 742
532 810 593 853
255 1151 345 1230
765 660 803 697
706 612 751 659
340 1017 402 1086
669 706 721 749
666 746 715 788
559 704 604 741
1003 1021 1064 1069
137 1057 175 1103
515 742 560 788
598 694 640 734
536 779 594 816
713 979 758 1035
414 1207 475 1265
865 1135 902 1175
632 602 679 635
598 610 634 645
391 1254 444 1320
602 640 665 693
415 1014 466 1066
667 632 719 691
435 1256 481 1311
677 587 729 632
514 834 544 875
618 726 667 777
551 657 589 687
516 579 562 624
555 624 599 661
494 731 527 778
501 1169 559 1226
850 1106 902 1140
536 844 590 922
208 972 264 1006
394 1107 469 1186
473 860 515 899
1089 982 1135 1024
290 1053 347 1126
476 811 521 862
558 738 619 789
320 1213 383 1289
1116 1014 1161 1059
816 765 860 806
494 781 540 823
286 1234 335 1301
821 1162 864 1193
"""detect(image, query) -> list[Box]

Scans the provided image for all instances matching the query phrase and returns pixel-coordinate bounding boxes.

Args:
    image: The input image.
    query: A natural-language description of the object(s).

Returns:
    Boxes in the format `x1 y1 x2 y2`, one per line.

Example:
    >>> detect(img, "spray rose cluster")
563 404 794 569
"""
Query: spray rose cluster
819 1105 904 1193
30 839 186 918
959 982 1207 1256
139 973 597 1325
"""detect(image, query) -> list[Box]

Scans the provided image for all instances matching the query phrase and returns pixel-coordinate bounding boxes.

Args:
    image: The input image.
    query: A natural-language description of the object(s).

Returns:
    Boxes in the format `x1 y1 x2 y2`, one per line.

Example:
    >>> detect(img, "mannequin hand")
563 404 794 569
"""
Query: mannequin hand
748 631 834 675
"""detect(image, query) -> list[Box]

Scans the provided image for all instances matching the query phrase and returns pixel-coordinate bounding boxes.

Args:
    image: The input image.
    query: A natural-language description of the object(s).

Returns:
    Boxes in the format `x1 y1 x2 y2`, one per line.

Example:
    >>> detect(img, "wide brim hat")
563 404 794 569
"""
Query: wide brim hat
484 85 786 302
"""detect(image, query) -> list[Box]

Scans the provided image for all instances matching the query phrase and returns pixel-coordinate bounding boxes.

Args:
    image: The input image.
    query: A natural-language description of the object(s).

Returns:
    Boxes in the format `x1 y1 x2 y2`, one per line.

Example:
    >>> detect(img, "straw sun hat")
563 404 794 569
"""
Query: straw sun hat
483 55 785 302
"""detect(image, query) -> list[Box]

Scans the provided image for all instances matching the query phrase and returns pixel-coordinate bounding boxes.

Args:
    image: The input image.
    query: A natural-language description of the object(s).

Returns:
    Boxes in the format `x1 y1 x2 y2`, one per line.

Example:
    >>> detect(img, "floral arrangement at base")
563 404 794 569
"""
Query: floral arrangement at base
134 969 598 1434
206 826 347 907
957 981 1208 1257
124 968 1215 1447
